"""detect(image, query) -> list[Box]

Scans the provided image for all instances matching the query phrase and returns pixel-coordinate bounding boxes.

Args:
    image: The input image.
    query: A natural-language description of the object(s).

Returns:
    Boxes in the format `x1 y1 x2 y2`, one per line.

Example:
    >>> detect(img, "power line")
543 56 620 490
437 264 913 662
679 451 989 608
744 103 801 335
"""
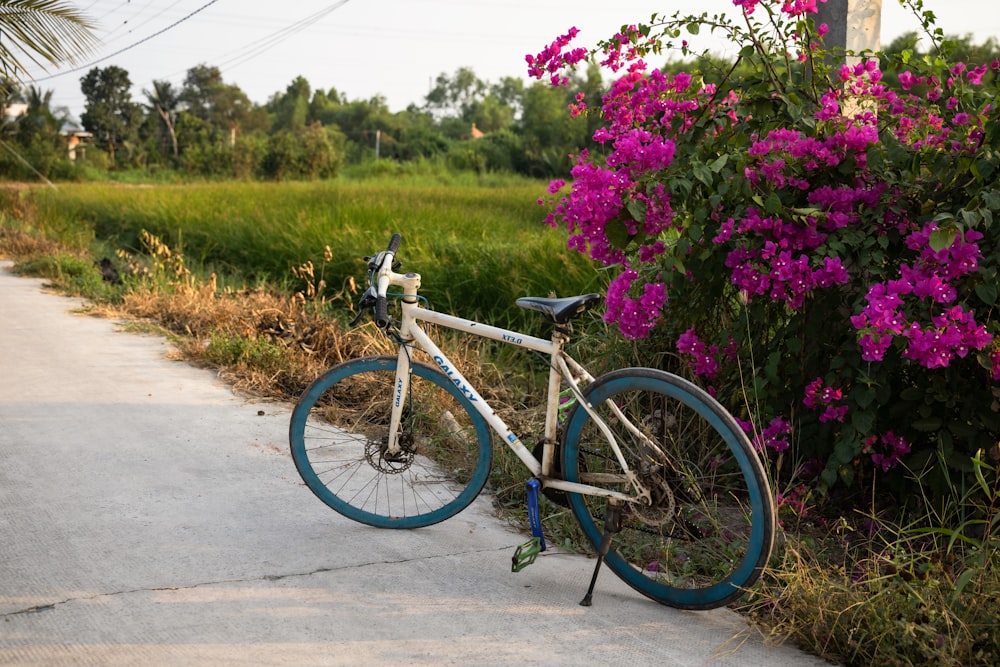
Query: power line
32 0 223 82
211 0 352 75
99 0 164 45
119 0 355 100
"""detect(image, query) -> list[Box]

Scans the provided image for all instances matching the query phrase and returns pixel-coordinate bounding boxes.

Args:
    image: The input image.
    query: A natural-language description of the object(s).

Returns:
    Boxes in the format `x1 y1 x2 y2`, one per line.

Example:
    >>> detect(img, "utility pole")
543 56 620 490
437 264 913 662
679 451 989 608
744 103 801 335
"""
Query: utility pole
815 0 882 116
815 0 883 65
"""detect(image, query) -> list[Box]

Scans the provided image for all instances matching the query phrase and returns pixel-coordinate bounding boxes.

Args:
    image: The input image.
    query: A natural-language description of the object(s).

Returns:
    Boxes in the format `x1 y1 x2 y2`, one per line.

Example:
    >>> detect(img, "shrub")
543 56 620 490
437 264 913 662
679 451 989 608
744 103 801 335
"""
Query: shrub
531 1 1000 503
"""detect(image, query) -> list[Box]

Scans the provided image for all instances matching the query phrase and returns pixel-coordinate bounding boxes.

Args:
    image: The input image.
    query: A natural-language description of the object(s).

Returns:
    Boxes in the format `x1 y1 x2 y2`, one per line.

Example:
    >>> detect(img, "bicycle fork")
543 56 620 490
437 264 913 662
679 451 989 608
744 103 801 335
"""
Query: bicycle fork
382 344 413 460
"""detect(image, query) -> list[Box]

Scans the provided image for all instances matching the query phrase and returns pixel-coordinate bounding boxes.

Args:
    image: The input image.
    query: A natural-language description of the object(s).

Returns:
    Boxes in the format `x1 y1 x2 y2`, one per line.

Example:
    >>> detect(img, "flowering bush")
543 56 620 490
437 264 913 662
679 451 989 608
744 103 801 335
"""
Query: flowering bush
531 0 1000 497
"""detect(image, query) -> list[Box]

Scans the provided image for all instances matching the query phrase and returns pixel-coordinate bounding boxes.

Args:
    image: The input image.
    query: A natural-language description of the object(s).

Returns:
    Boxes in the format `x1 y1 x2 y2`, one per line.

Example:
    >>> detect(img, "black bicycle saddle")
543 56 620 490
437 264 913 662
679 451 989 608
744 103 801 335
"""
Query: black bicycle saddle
515 293 602 324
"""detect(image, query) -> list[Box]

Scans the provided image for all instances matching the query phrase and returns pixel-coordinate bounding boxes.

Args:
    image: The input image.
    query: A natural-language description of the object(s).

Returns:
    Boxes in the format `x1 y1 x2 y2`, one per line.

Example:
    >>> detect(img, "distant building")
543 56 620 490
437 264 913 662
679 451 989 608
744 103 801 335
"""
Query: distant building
59 122 92 161
2 103 92 161
3 103 28 122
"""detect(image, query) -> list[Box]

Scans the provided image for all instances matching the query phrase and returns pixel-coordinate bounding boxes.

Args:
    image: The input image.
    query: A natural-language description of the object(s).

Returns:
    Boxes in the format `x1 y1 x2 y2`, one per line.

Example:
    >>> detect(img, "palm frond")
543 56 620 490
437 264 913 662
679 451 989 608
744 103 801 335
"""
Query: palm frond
0 0 99 79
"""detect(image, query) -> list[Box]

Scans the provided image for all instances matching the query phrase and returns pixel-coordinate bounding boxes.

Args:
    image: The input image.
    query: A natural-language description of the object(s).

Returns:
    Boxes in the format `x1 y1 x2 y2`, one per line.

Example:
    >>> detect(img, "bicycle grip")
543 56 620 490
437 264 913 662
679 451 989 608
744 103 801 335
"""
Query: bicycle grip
373 234 400 329
374 294 390 329
386 233 401 253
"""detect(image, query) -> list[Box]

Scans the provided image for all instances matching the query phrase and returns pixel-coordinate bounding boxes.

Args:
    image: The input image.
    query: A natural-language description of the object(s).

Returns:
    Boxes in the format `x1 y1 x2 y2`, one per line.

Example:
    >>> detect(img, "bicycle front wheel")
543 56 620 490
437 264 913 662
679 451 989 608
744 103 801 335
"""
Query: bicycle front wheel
562 368 775 610
289 355 493 529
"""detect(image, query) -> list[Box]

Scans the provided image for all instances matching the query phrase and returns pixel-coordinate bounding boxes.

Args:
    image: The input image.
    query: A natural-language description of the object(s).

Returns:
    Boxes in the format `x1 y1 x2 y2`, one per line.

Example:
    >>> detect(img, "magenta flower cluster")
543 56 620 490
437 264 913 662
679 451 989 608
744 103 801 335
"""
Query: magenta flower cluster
776 483 810 521
603 269 667 339
715 206 852 309
850 224 992 367
530 0 1000 484
676 328 738 381
735 0 827 19
862 431 912 472
803 378 848 423
738 415 793 454
525 27 588 87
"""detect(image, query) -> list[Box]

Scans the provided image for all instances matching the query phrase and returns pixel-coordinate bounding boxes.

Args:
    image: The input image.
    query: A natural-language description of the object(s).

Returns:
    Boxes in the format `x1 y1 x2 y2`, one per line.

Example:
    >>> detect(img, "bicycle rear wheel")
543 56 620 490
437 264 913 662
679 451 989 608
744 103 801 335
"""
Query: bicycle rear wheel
289 355 493 528
561 368 775 610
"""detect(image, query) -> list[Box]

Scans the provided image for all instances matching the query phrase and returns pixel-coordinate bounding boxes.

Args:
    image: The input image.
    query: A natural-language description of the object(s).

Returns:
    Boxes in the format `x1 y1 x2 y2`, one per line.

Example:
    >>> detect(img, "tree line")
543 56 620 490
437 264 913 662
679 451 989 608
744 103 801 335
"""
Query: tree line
0 61 606 182
1 29 997 183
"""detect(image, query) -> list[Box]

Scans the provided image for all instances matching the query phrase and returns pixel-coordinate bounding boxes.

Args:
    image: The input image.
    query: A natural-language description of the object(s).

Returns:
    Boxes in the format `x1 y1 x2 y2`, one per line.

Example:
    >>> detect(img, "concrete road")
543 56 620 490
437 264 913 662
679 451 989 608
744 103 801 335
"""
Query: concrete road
0 261 832 666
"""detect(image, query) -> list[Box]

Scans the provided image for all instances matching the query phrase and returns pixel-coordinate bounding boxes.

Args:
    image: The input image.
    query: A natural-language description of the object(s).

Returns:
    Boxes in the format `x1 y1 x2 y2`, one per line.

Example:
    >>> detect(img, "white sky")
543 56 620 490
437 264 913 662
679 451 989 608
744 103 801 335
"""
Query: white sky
24 1 1000 123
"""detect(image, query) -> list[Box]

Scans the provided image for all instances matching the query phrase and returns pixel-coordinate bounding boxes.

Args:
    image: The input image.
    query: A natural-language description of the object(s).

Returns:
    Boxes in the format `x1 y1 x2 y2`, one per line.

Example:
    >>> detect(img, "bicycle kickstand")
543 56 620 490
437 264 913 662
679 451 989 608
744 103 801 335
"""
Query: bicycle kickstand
580 499 624 607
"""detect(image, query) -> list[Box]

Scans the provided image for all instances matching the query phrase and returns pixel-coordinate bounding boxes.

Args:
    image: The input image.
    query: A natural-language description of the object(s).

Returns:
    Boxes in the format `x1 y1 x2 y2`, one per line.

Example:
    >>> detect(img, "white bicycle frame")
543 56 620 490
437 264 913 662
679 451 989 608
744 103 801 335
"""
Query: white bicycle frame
373 249 646 504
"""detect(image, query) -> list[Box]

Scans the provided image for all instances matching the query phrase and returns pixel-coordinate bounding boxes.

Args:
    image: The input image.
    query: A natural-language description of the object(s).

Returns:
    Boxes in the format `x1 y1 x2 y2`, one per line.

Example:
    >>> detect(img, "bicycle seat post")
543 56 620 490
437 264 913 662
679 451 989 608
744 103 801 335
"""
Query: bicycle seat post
579 499 624 607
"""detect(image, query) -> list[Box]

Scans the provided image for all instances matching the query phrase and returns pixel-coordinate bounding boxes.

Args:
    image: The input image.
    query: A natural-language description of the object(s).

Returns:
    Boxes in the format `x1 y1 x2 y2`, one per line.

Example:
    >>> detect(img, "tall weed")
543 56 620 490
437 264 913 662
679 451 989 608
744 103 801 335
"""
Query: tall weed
745 452 999 666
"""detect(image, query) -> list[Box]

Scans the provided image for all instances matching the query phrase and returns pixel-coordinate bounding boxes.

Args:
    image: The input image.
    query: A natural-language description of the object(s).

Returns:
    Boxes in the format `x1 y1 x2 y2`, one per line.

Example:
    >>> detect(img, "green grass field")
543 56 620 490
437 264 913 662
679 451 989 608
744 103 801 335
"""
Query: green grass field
25 179 601 329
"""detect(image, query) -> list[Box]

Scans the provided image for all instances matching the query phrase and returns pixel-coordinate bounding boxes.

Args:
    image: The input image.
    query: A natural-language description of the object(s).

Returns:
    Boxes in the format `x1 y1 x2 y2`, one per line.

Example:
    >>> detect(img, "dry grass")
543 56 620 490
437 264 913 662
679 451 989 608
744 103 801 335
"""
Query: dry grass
95 281 390 398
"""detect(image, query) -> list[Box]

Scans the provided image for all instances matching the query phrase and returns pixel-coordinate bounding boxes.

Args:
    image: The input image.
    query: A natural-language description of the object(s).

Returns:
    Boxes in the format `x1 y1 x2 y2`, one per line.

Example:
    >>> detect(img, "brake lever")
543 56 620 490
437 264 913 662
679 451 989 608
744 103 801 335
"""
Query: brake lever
348 288 378 327
365 253 402 273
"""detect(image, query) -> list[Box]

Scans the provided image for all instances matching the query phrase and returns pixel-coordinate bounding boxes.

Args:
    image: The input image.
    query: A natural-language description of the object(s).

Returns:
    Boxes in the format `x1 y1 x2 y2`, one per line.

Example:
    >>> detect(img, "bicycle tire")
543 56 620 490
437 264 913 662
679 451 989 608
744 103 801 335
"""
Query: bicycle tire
561 367 775 610
290 355 493 529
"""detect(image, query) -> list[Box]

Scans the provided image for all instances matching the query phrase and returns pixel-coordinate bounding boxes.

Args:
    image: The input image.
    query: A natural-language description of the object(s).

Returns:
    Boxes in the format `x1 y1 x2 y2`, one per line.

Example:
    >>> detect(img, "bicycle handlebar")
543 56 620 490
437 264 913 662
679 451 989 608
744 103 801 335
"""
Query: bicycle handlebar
373 233 402 329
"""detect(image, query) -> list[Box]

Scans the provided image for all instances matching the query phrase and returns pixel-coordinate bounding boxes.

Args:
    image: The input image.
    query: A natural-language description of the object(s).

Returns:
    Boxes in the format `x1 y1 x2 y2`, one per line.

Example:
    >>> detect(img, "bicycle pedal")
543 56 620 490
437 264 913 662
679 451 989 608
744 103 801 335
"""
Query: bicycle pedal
511 537 543 572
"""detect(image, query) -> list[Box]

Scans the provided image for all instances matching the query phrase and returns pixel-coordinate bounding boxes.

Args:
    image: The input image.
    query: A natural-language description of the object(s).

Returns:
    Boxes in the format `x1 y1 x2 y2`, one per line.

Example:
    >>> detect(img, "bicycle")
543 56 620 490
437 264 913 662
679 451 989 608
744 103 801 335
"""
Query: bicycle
289 234 776 610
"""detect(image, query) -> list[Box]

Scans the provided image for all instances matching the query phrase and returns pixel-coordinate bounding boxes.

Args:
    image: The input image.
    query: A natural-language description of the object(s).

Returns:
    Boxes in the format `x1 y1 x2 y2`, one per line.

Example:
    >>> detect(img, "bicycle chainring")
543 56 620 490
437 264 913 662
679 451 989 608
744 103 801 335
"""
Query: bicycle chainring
533 441 570 507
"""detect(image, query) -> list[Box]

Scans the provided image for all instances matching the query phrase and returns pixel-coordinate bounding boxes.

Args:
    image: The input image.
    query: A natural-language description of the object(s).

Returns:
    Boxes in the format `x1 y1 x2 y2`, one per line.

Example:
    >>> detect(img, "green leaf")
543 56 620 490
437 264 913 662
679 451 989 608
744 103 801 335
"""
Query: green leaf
929 227 957 252
790 207 822 217
692 162 713 187
960 209 980 228
605 218 632 250
834 438 857 464
912 416 943 432
983 190 1000 210
972 449 991 495
626 199 647 223
951 569 978 603
838 465 855 487
709 154 729 173
764 192 783 216
853 387 877 409
974 158 996 181
851 410 875 433
975 282 997 306
686 22 700 35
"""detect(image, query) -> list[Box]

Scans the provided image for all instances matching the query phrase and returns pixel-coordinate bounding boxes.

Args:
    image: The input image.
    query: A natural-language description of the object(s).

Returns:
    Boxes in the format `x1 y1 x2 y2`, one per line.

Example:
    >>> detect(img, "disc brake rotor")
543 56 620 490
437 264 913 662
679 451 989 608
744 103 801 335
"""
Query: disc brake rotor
365 433 415 473
630 472 676 528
